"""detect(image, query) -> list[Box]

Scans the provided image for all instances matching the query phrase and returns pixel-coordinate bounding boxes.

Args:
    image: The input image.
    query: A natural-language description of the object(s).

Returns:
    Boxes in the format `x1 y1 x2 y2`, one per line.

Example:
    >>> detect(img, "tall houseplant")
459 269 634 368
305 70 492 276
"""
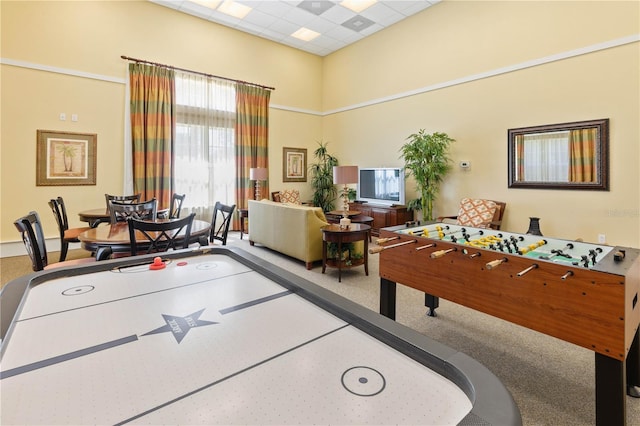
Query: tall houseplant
400 130 454 221
309 140 339 212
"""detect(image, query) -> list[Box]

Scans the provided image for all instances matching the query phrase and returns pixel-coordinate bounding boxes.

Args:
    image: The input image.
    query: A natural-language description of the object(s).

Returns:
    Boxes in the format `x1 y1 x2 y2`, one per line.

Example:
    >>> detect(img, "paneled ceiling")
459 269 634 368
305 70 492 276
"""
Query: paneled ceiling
150 1 439 56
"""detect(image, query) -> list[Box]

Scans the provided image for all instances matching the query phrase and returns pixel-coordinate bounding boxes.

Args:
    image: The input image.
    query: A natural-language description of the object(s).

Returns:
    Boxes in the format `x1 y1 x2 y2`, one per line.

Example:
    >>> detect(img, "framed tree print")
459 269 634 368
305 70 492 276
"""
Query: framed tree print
36 130 97 186
283 147 307 182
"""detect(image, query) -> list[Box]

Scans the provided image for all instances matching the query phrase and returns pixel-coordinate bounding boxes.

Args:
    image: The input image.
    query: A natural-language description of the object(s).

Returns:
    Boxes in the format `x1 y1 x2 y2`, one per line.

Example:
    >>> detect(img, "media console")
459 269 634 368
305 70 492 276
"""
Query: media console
348 202 412 236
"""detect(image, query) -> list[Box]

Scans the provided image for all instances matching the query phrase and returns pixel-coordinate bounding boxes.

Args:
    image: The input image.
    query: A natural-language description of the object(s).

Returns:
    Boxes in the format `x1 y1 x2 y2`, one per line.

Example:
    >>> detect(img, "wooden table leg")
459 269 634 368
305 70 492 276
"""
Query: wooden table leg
337 238 342 283
364 232 369 276
322 240 327 274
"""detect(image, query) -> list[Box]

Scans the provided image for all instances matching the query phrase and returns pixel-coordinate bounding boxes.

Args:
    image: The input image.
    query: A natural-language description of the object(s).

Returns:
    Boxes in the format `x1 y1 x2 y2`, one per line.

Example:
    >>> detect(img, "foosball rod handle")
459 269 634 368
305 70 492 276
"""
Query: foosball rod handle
430 248 457 259
486 257 508 270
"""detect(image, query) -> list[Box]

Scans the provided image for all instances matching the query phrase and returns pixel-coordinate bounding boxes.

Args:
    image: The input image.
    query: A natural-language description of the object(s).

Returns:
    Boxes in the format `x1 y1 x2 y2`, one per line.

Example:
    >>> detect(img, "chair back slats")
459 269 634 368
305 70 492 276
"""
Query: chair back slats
105 193 141 209
13 211 48 271
128 213 196 255
49 196 92 262
109 198 158 223
210 202 236 245
169 193 186 219
48 197 69 234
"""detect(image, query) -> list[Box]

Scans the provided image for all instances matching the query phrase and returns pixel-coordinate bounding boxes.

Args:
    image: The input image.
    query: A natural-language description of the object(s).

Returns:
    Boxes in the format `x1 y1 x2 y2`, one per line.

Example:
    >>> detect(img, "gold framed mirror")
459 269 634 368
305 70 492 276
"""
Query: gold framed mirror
508 118 609 190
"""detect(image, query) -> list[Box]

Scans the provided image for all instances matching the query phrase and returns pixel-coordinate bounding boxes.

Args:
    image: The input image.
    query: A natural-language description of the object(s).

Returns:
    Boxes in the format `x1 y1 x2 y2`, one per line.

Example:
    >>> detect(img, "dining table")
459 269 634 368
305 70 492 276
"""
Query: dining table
78 208 111 228
78 219 211 256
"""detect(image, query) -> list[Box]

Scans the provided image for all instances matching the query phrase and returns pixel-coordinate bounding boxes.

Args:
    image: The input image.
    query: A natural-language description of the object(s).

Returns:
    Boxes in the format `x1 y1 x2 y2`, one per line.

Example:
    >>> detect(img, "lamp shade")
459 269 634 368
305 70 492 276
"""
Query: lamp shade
333 166 358 185
250 167 268 181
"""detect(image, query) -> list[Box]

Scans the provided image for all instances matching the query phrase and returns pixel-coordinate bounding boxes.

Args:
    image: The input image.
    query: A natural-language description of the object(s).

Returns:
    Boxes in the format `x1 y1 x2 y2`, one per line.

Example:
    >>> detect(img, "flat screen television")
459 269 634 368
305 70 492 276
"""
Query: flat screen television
356 167 405 206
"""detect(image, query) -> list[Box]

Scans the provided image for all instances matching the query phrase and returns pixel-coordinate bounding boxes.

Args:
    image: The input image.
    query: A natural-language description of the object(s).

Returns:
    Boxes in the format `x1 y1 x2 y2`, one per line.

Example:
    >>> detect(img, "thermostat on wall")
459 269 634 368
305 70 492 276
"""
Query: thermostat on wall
460 161 471 169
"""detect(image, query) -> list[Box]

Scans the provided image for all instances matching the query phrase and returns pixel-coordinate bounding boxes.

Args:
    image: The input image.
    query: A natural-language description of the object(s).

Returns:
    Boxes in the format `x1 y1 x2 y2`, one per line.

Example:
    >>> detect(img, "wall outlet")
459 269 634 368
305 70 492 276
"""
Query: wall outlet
59 113 66 121
598 234 606 244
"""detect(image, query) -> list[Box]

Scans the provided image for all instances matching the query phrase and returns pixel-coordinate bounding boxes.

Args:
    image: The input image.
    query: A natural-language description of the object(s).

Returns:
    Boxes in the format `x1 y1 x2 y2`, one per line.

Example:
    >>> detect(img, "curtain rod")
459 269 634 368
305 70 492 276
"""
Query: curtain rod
121 55 275 91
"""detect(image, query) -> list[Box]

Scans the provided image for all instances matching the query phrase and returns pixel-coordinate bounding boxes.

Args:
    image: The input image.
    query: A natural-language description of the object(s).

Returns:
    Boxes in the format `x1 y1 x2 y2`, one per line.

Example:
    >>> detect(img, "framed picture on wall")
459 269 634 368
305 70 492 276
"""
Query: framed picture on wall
36 130 97 186
283 147 307 182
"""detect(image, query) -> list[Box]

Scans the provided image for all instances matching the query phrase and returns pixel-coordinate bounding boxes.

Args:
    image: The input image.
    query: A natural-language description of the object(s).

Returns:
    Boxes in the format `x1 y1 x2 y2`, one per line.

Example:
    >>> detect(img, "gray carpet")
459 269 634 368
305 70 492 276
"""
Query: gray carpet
2 231 639 425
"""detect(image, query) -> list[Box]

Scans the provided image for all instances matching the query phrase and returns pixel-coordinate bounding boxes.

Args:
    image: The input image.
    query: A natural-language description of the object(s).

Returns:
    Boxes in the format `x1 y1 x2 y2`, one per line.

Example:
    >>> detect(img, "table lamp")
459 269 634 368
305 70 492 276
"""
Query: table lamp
333 165 358 228
250 167 268 200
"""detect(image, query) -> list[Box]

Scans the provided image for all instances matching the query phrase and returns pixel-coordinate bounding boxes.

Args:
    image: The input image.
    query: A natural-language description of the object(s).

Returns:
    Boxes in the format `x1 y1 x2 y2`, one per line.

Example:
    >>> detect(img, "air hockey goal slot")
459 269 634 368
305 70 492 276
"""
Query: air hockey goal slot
111 257 173 273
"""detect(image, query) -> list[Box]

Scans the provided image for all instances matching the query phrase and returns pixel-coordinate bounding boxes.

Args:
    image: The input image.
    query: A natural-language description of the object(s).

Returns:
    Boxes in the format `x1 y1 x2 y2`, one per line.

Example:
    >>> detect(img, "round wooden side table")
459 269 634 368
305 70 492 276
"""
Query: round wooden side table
321 223 370 282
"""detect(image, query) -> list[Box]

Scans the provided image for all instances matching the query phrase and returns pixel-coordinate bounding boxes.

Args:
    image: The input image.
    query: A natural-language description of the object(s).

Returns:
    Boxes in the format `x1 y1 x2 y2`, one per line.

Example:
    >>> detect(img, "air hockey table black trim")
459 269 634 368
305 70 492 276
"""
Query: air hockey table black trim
0 246 521 425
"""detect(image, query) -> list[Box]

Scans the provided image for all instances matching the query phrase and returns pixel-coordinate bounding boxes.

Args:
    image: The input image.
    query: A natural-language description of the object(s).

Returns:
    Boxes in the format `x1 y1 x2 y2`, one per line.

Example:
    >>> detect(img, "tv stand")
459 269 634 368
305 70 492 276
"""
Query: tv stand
349 202 412 236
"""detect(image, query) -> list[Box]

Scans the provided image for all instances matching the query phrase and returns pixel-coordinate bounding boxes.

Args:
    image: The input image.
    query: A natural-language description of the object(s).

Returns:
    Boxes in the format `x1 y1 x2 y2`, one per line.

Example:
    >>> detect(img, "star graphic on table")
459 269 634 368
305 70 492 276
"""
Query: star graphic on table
142 308 218 343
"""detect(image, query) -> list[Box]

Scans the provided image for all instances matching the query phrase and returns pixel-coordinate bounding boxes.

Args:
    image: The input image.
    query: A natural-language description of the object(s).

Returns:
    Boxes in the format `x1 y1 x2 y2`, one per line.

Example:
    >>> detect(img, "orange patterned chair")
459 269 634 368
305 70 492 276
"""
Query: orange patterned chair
438 198 506 230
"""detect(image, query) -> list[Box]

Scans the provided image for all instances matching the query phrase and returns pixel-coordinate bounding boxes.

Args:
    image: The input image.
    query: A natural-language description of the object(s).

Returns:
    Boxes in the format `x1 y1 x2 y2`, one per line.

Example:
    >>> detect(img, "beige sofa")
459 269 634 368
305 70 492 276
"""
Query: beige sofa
248 199 329 269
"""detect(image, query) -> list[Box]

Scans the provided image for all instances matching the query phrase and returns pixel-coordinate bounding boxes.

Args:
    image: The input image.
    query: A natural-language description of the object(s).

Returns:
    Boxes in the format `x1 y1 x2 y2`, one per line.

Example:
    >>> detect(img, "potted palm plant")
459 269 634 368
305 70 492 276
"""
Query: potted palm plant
400 130 455 221
309 140 339 212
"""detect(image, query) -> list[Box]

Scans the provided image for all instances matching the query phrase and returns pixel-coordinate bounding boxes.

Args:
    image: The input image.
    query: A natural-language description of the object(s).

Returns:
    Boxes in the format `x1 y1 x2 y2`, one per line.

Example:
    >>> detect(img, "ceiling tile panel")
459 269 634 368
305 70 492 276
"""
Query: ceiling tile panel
149 0 437 56
320 4 356 24
243 8 280 27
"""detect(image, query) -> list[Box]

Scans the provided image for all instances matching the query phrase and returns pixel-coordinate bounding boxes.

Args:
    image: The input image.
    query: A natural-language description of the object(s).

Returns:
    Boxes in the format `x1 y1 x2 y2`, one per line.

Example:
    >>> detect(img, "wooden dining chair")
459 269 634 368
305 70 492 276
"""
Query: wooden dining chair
48 197 92 262
209 202 236 245
169 193 186 219
14 211 97 272
104 193 141 209
109 198 158 223
127 213 196 255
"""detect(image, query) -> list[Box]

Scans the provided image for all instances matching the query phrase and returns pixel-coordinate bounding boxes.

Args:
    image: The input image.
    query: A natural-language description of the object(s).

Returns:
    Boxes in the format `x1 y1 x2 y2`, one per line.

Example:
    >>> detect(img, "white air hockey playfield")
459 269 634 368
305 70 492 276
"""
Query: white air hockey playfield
1 247 521 425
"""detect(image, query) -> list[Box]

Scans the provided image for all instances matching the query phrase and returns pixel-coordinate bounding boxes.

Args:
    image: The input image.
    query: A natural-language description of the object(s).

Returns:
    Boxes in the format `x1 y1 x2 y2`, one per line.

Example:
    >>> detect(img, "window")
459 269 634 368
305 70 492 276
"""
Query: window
174 72 236 219
520 131 570 182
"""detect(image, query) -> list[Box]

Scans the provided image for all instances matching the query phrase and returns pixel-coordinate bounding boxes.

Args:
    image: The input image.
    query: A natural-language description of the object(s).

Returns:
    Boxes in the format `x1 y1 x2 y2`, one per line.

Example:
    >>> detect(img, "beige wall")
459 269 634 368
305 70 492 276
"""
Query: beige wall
1 0 638 252
322 0 639 246
0 0 323 249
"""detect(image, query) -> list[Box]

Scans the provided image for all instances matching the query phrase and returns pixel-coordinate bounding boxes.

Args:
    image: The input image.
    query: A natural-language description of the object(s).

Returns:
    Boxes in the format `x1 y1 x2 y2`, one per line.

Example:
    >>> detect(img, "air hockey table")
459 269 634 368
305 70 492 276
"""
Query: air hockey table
0 246 521 425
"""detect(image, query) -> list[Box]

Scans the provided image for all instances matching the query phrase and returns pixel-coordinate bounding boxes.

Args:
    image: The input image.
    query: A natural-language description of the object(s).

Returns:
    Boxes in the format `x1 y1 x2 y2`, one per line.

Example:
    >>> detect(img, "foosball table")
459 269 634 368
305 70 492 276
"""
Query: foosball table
374 222 640 426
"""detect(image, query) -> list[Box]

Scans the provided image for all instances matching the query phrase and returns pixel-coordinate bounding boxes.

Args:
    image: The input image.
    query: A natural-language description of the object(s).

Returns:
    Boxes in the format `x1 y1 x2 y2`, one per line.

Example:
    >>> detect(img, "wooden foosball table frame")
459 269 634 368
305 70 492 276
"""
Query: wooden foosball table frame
376 222 640 426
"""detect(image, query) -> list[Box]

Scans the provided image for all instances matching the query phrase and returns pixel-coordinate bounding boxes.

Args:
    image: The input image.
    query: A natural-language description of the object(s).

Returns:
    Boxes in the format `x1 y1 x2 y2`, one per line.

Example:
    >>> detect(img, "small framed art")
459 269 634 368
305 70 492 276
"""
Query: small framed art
283 147 307 182
36 130 97 186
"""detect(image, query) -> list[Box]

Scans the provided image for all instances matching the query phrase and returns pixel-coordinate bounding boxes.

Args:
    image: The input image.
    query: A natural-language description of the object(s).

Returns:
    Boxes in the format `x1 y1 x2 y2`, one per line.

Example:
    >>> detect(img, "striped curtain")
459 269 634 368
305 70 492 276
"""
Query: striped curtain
569 128 597 182
129 63 175 210
514 134 525 181
235 84 271 223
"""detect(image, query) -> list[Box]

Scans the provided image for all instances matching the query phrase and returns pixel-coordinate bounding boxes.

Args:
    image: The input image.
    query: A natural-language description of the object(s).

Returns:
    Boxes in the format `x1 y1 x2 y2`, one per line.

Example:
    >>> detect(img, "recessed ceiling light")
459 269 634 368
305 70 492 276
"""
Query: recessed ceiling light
191 0 221 10
291 27 321 42
217 0 251 19
340 0 377 13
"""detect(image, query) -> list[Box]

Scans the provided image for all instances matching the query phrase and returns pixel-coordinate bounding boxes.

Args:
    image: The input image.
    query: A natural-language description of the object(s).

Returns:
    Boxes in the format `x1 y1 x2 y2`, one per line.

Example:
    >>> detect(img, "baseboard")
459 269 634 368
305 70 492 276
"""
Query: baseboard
1 238 65 258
